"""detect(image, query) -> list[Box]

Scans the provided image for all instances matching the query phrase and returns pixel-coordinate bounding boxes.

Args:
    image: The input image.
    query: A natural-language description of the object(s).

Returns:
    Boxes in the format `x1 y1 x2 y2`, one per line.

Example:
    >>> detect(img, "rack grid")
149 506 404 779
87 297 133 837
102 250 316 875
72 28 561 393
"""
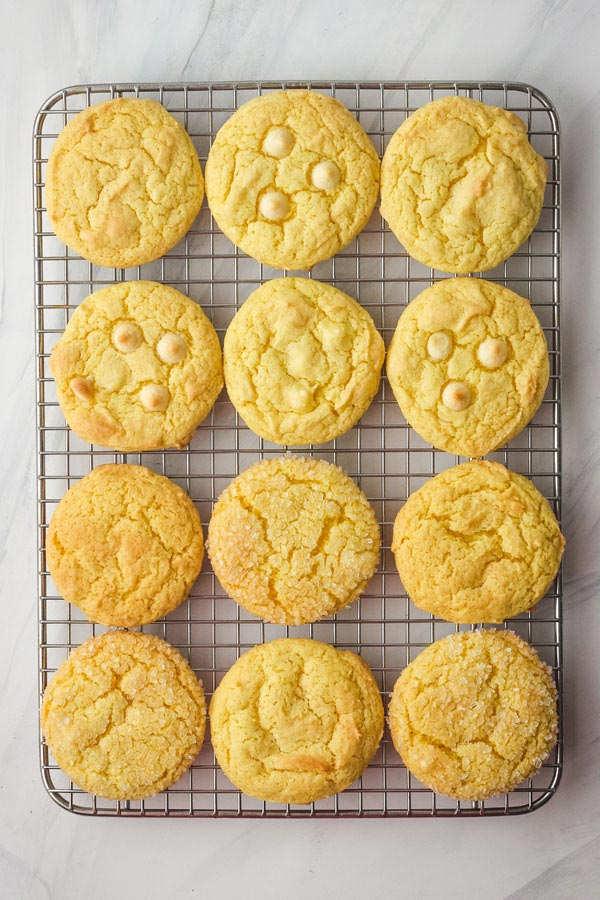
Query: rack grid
34 81 561 817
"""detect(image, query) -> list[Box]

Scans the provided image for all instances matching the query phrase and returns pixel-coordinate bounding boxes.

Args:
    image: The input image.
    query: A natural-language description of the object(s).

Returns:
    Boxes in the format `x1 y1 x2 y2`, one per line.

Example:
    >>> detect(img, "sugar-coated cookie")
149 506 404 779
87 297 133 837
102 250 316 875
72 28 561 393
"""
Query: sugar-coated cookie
41 632 206 800
388 629 558 800
207 456 380 625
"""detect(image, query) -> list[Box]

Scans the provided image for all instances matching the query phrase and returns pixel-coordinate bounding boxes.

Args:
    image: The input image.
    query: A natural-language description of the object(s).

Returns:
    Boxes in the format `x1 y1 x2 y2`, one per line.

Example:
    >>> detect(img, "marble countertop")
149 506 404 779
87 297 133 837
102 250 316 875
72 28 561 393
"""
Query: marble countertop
1 0 599 897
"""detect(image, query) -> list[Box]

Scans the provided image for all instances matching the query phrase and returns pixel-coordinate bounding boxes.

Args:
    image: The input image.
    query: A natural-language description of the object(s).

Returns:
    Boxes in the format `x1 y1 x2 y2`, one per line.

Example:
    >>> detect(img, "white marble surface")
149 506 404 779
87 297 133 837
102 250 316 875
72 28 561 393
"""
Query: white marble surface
1 0 599 897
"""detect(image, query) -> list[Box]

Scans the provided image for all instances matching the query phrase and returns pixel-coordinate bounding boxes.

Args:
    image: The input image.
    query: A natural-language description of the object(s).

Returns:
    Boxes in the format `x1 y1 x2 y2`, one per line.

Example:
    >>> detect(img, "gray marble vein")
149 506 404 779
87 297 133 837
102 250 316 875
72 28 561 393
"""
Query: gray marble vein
505 835 600 899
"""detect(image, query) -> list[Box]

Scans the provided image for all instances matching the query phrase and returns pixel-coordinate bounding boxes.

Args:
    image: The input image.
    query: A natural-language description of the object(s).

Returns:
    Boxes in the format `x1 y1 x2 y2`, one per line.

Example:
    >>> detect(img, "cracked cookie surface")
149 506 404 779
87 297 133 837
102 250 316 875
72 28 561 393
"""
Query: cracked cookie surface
223 277 384 445
46 98 204 268
392 460 564 623
205 90 380 270
50 281 223 451
209 638 383 803
41 631 206 800
207 456 380 625
386 278 549 457
47 464 204 627
388 629 558 800
380 96 547 273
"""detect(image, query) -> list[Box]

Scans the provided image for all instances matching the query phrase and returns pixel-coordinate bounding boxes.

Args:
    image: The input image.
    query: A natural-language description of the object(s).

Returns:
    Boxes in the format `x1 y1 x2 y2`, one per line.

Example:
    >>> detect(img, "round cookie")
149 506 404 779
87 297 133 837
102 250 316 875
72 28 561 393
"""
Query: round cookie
47 464 204 627
41 631 206 800
388 629 558 800
380 96 547 273
49 281 223 451
209 639 384 804
386 278 549 457
46 97 204 268
205 90 380 270
207 456 380 625
392 460 564 623
223 277 384 445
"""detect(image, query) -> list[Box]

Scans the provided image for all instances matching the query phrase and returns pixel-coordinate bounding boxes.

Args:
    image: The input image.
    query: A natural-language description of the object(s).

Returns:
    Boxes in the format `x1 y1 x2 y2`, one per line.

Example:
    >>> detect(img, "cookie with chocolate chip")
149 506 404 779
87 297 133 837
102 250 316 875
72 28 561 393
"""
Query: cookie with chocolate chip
50 281 223 451
386 278 549 457
223 277 384 445
205 90 380 270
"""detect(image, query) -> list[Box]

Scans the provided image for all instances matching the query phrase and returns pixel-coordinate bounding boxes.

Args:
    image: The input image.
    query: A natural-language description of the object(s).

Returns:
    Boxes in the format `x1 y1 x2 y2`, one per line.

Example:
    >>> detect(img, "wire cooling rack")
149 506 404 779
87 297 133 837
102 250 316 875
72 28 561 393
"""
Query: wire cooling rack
33 81 562 817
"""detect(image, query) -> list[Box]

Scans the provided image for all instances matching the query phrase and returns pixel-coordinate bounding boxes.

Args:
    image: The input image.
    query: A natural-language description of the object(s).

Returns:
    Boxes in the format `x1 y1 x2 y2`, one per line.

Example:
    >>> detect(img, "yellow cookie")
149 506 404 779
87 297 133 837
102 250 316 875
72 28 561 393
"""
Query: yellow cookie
389 629 558 800
209 639 383 804
46 98 204 268
41 632 206 800
205 90 380 269
207 456 380 625
50 281 223 451
223 277 384 445
392 461 564 623
380 96 547 273
47 464 203 627
386 278 549 457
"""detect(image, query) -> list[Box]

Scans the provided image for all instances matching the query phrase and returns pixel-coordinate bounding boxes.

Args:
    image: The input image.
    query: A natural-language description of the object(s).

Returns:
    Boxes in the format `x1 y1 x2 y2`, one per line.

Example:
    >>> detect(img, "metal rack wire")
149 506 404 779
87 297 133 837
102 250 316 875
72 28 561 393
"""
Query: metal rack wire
33 81 562 817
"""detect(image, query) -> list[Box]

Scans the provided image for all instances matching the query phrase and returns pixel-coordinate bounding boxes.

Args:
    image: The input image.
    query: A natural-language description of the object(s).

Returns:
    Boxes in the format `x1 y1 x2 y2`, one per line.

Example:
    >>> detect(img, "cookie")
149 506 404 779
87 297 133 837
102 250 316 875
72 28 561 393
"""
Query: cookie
47 464 203 627
207 456 380 625
388 629 558 800
392 460 564 623
49 281 223 451
46 97 203 268
209 639 383 804
380 96 547 273
41 632 206 800
223 277 384 445
205 90 380 270
386 278 549 457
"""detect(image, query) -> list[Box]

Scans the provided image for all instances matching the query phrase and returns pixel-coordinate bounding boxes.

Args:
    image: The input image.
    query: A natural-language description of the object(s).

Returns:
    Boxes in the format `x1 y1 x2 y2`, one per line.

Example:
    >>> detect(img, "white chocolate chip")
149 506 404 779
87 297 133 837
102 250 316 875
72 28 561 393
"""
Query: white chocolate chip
70 376 93 403
427 331 452 361
287 345 316 378
259 191 290 221
478 337 508 369
442 381 472 411
263 127 294 159
112 322 142 353
140 383 170 411
157 332 188 364
311 160 340 191
319 321 347 352
286 384 312 412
